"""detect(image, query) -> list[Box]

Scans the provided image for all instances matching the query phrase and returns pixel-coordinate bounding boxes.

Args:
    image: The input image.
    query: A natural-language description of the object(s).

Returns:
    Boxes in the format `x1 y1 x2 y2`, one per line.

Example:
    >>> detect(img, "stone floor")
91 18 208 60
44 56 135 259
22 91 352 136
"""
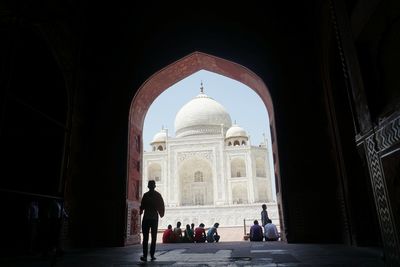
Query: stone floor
1 241 385 267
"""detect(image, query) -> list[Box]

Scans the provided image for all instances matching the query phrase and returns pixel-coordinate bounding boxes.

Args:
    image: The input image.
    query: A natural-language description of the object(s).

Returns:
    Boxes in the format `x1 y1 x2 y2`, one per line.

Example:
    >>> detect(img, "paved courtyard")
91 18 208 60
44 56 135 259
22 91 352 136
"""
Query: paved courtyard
1 241 385 267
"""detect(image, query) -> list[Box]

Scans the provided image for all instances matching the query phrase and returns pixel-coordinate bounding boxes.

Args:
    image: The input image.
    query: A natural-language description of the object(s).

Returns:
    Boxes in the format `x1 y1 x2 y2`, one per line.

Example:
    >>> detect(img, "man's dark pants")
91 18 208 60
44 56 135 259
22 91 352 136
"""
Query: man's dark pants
142 219 158 258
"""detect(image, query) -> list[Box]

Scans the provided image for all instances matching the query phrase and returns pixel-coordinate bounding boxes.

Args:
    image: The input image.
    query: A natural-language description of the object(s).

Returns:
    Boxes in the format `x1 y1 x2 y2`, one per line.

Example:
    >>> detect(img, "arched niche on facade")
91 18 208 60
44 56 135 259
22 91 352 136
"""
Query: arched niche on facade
127 51 283 245
256 157 266 177
148 163 161 182
178 157 213 206
256 180 269 202
231 158 247 178
232 184 248 204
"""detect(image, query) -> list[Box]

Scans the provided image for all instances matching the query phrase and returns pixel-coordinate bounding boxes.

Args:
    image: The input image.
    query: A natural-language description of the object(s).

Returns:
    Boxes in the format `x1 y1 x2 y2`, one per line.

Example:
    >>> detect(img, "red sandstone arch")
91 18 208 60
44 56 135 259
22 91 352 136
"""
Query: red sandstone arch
126 51 282 245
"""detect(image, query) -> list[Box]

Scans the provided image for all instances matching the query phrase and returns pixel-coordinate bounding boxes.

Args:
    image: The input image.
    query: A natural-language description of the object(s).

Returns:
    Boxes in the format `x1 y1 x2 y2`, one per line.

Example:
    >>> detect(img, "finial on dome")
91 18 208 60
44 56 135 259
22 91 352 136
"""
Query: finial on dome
200 81 204 94
234 119 237 125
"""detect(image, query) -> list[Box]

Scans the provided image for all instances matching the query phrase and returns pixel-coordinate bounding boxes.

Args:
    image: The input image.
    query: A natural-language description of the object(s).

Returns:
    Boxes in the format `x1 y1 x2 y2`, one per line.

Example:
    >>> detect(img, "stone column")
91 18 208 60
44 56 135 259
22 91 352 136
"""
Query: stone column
246 150 255 203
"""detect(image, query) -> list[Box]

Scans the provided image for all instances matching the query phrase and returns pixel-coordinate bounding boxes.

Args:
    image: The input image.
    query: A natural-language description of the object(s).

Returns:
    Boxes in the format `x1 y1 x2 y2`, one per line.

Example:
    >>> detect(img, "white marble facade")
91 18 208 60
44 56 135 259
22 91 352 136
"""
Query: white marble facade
143 88 278 228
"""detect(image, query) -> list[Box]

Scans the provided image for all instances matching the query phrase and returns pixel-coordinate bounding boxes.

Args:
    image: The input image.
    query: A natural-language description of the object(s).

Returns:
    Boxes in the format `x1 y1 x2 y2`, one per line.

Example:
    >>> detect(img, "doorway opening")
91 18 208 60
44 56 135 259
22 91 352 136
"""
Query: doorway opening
126 52 282 245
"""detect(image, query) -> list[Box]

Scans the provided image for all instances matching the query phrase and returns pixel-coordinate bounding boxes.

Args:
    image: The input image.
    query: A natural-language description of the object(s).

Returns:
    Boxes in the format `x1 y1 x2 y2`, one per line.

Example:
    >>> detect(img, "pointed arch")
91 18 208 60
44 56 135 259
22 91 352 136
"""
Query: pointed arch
126 51 282 245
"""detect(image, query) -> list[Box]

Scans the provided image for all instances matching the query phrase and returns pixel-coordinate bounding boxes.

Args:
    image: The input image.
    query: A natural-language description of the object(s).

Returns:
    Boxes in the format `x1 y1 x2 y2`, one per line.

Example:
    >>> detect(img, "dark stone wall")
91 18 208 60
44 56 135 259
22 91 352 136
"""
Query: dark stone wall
0 23 69 254
76 0 344 244
1 1 398 259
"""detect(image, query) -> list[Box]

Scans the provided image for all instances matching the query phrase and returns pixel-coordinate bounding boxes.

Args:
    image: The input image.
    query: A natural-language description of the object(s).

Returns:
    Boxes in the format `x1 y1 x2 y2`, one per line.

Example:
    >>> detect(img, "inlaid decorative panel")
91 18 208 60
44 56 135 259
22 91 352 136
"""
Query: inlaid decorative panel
375 116 400 152
365 134 400 263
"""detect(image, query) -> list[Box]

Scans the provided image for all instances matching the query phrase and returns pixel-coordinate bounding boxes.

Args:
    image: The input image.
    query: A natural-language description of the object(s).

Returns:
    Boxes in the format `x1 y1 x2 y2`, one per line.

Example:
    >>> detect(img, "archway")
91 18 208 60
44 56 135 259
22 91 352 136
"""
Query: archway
147 163 162 182
127 51 282 245
230 158 247 178
232 184 249 204
178 157 213 206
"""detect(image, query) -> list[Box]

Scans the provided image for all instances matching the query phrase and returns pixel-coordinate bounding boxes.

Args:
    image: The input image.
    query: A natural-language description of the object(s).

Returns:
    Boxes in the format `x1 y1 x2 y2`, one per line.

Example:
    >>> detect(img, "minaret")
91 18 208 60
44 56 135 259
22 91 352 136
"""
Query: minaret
263 133 267 148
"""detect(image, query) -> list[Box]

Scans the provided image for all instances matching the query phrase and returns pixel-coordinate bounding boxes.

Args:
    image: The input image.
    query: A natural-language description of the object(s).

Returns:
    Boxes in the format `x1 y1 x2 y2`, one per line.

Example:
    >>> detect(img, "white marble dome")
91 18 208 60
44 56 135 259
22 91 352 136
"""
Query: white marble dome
226 124 248 138
175 92 232 137
151 129 167 143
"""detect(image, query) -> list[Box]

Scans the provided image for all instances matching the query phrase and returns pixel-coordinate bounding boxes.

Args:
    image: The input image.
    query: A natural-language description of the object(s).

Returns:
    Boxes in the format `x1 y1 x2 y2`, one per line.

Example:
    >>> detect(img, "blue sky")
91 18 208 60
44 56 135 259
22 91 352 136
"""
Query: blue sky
143 70 272 151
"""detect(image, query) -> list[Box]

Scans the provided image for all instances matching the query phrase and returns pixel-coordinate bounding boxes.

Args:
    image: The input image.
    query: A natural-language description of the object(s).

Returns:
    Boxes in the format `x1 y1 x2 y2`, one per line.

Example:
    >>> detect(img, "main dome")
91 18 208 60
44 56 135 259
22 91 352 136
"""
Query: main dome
175 92 232 137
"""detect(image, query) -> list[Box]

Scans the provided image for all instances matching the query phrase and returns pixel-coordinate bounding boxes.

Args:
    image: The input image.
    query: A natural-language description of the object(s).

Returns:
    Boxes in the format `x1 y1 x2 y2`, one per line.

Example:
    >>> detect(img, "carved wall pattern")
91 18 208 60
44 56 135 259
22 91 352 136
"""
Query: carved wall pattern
375 116 400 152
176 125 226 137
177 150 213 164
365 135 400 263
329 0 400 263
126 201 134 237
130 209 139 237
126 200 140 237
159 203 280 230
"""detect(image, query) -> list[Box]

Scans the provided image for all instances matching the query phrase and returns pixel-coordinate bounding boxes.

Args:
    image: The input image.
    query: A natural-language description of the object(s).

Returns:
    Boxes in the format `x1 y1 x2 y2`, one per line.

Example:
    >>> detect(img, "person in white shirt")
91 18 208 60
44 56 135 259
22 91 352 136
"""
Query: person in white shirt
264 219 279 241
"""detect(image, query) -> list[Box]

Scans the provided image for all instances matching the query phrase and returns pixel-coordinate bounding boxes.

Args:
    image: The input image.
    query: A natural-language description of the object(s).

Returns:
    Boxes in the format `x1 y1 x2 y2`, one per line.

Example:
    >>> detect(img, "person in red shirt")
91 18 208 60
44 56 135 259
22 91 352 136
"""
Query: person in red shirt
194 223 206 243
162 225 173 243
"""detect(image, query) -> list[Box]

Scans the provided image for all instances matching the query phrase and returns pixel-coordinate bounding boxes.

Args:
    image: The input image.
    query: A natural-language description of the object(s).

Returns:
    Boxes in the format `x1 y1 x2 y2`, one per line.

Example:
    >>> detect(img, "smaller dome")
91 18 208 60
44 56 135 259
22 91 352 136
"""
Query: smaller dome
226 124 247 138
151 129 167 144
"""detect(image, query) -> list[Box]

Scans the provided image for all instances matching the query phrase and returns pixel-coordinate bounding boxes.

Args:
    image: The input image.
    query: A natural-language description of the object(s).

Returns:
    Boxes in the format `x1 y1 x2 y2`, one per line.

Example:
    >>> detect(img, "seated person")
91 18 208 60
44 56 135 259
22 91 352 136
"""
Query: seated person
182 224 194 243
249 220 263 241
264 219 279 241
173 221 183 242
206 223 220 243
194 223 207 243
162 224 173 243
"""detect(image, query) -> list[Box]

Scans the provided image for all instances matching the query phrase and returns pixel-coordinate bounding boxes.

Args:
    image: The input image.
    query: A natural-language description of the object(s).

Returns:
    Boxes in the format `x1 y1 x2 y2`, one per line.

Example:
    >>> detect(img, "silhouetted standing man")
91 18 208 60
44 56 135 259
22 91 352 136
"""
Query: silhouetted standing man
140 180 165 262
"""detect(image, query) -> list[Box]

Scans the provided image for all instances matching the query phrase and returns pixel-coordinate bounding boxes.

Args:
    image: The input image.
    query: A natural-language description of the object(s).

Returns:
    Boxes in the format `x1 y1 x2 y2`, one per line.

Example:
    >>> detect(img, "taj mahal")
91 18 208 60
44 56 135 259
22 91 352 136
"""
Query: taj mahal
143 85 279 230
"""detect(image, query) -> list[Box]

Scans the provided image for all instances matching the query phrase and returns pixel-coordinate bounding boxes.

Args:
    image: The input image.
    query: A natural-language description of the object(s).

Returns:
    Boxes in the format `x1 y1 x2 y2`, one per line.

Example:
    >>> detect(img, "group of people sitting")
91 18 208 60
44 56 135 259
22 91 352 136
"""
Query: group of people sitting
249 218 279 241
163 222 220 243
